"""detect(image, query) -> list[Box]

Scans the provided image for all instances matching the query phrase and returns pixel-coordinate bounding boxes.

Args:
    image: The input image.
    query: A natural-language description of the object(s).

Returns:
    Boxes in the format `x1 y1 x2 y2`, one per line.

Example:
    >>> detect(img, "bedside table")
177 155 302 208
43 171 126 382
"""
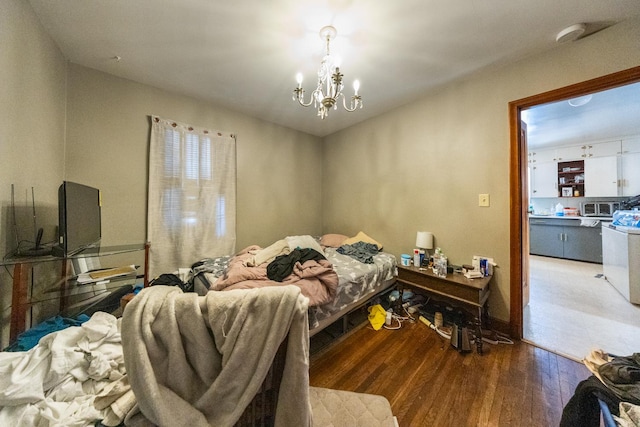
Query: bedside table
396 264 492 353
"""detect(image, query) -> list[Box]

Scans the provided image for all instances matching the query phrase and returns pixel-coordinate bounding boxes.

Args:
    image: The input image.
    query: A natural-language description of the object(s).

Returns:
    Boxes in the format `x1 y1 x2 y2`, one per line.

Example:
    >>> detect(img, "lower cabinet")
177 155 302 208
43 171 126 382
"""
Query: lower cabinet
529 218 602 263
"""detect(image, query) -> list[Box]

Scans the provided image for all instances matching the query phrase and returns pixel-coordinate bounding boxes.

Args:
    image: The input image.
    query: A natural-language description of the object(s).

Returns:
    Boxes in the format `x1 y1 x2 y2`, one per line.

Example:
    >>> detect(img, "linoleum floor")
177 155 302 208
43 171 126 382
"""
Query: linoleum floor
524 255 640 361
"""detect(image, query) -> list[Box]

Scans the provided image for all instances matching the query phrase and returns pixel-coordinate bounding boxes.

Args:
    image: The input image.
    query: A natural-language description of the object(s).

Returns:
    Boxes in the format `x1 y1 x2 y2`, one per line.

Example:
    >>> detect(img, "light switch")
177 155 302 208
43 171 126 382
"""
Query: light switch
479 194 490 207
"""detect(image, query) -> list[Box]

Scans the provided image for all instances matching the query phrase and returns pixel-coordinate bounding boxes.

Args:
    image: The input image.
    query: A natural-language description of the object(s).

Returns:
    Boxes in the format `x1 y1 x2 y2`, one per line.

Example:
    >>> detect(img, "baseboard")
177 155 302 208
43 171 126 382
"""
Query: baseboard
487 316 511 337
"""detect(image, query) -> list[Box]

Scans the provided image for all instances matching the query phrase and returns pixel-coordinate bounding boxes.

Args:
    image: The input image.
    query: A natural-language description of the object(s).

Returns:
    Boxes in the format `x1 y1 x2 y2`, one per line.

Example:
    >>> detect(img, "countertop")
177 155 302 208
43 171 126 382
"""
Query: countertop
529 214 612 221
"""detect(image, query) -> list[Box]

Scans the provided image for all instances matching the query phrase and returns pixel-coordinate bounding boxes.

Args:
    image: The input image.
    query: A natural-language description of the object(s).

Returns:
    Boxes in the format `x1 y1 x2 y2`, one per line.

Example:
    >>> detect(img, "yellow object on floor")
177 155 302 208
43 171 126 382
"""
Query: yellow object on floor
368 304 386 331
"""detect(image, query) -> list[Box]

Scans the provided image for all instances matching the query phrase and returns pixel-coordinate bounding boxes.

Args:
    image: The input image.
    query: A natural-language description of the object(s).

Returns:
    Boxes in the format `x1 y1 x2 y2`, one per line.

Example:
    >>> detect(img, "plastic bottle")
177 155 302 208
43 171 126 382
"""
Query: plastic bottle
555 203 564 216
432 248 441 272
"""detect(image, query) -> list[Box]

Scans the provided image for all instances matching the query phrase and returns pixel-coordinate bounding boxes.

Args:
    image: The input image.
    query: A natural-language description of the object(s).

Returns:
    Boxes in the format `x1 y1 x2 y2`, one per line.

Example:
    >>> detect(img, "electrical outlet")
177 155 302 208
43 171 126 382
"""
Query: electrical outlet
478 193 490 207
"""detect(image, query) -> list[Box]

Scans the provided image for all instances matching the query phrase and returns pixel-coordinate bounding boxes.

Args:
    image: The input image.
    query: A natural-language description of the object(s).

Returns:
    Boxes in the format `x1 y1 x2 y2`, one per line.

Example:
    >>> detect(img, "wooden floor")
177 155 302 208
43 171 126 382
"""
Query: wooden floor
309 320 592 427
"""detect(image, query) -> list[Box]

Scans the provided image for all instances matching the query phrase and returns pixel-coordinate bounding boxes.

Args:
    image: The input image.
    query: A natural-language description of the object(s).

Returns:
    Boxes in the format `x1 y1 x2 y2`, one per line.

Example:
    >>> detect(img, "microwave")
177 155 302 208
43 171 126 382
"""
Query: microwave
581 202 621 217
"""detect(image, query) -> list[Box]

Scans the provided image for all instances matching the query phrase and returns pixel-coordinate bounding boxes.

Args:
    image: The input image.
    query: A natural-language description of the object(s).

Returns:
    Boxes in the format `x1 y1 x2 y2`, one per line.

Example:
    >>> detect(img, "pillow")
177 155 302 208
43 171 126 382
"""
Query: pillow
342 231 383 250
285 235 324 254
320 234 349 248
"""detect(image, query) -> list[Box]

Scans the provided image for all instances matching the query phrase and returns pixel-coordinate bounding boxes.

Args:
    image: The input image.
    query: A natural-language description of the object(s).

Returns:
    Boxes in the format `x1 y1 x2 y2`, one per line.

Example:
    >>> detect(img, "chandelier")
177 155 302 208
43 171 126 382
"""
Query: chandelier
293 25 362 119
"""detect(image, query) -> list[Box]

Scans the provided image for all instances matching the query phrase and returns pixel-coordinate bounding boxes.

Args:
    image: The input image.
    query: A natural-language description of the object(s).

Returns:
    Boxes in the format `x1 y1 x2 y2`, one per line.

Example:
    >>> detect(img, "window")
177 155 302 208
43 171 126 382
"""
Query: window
148 116 236 278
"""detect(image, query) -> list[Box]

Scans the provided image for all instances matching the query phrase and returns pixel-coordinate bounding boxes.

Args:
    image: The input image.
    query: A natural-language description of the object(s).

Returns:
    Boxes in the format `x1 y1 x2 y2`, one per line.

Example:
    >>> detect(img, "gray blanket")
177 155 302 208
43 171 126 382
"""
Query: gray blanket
121 285 312 427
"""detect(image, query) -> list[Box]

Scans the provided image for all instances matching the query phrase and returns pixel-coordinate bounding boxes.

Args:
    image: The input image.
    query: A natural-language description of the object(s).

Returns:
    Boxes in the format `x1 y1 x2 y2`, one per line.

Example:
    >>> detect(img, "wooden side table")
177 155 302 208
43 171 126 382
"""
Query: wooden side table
396 264 492 354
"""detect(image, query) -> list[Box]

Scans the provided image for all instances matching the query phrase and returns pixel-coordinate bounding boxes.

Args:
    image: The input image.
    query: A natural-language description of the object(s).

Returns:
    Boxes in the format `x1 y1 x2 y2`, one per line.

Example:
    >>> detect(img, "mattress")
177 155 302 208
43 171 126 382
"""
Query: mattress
191 248 397 335
308 248 396 335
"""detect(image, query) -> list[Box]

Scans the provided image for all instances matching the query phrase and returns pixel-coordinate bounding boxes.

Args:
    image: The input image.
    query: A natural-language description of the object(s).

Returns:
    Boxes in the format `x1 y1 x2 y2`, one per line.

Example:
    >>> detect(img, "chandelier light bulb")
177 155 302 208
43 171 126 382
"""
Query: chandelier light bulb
353 80 360 96
296 73 303 87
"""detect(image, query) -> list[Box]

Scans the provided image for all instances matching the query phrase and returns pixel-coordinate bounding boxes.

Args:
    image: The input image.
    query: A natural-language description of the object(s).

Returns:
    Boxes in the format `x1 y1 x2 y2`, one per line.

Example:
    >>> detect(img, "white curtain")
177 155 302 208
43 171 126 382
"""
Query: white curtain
147 116 236 279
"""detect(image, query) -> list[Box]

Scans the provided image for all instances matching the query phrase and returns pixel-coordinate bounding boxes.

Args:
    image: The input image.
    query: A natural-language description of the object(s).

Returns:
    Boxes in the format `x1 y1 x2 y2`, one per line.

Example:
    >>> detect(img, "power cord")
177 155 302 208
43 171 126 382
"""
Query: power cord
481 332 514 345
383 312 411 330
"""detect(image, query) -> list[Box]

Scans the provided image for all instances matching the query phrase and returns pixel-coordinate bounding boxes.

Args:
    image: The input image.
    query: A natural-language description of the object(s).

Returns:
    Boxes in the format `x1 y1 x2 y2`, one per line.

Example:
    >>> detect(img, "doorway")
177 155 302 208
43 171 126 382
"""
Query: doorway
508 66 640 354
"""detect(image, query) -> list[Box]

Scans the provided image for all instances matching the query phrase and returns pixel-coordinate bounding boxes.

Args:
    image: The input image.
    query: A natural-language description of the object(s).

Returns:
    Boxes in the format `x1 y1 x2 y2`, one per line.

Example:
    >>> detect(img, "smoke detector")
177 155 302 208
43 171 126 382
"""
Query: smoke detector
556 24 587 43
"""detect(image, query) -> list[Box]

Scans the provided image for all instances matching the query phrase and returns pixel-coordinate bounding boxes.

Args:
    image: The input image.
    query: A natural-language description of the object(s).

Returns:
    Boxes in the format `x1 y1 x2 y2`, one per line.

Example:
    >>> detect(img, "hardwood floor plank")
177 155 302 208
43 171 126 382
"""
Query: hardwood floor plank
486 344 511 426
475 344 504 426
310 320 591 426
530 346 551 427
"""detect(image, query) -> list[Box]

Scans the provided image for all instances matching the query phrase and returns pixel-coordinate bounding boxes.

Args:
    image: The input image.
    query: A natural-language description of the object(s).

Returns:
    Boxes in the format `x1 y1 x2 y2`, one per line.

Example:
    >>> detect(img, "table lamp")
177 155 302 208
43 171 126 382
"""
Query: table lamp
415 231 434 267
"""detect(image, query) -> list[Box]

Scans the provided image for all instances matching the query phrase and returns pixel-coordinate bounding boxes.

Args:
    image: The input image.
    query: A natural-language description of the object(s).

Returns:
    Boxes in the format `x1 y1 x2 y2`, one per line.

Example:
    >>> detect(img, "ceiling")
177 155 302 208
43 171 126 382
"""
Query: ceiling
523 82 640 149
28 0 640 138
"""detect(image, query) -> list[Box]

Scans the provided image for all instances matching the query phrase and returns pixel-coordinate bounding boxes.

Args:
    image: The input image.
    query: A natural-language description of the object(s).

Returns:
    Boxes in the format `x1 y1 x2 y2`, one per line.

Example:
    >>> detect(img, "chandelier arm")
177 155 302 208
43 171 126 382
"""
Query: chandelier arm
297 96 315 108
341 94 363 112
294 88 317 108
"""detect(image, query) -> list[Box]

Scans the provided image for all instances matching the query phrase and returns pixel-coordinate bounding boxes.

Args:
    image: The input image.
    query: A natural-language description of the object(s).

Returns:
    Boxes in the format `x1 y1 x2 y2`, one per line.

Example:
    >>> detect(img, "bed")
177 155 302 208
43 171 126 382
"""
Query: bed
190 233 398 336
0 233 397 426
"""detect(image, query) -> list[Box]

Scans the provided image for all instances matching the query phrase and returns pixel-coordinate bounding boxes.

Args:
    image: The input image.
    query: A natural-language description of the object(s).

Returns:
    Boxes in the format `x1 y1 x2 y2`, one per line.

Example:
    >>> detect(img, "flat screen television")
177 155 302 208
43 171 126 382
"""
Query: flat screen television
52 181 102 257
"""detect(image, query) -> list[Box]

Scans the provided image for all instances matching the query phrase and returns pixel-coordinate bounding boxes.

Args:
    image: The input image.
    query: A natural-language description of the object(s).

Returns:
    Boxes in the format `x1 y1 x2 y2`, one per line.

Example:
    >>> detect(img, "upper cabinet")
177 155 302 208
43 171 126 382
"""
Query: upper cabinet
530 162 558 197
555 145 585 162
528 148 557 164
585 157 619 197
621 137 640 154
529 136 640 199
529 140 621 163
578 140 622 158
621 137 640 196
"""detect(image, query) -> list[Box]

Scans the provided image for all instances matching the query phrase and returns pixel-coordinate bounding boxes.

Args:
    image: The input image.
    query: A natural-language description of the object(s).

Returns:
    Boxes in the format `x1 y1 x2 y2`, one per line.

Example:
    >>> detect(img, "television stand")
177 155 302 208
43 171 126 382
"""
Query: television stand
3 243 149 343
16 247 53 258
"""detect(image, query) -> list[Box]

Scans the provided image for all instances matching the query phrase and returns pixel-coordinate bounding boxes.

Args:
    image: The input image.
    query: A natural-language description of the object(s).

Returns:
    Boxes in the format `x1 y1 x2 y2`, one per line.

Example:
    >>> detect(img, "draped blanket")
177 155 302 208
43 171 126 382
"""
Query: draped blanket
212 245 338 306
121 285 312 427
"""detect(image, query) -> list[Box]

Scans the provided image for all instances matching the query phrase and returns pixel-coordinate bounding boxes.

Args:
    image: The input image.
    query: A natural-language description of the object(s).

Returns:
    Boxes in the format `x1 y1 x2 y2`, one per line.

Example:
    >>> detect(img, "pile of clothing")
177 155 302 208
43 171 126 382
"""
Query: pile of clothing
561 349 640 427
0 312 134 426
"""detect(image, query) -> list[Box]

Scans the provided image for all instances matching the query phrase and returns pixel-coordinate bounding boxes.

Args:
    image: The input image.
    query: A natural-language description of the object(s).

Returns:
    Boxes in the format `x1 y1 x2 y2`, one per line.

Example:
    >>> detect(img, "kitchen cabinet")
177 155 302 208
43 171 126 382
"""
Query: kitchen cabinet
528 148 557 164
585 156 619 197
555 145 584 162
621 137 640 154
529 136 640 199
530 162 557 197
529 218 602 263
549 141 620 162
621 137 640 196
530 219 563 258
557 160 584 197
579 140 621 158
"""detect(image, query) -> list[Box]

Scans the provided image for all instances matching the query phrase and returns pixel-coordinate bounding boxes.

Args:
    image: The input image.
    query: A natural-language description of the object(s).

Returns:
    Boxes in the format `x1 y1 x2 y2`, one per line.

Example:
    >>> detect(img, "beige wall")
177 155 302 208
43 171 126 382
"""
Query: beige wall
322 17 640 322
0 0 67 253
65 64 323 254
0 0 67 344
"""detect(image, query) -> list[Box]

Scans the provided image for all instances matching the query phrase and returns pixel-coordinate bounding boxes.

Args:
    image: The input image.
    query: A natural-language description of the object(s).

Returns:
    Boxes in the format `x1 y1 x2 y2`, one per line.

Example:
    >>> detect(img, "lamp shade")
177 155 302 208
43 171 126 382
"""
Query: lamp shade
416 231 433 250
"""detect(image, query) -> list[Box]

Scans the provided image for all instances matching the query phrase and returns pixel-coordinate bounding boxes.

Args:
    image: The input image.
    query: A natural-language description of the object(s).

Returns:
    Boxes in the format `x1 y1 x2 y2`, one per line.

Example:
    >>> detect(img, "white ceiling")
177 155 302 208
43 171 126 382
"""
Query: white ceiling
523 82 640 149
28 0 640 137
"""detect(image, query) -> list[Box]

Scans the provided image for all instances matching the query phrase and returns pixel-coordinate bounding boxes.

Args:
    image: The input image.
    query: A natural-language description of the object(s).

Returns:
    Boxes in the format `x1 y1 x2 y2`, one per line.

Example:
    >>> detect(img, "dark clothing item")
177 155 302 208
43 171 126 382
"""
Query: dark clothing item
337 241 379 264
599 353 640 404
267 248 326 282
560 376 621 427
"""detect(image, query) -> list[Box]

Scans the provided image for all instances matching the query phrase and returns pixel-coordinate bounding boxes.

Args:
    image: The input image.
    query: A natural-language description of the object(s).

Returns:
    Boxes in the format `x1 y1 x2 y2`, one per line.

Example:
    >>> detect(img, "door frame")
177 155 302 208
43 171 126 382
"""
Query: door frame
508 65 640 339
